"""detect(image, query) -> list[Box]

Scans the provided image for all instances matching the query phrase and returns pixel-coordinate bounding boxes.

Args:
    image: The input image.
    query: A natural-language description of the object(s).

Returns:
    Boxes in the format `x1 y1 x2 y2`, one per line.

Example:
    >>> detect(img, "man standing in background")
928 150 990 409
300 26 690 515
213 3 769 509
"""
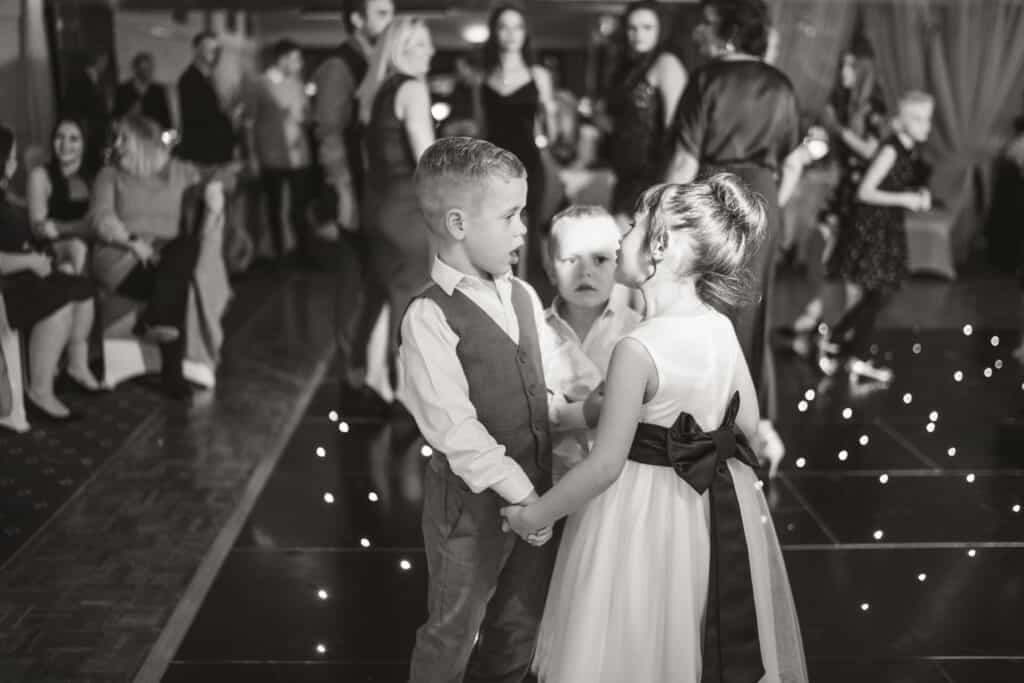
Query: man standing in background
311 0 394 389
114 52 178 132
177 31 236 169
246 39 313 267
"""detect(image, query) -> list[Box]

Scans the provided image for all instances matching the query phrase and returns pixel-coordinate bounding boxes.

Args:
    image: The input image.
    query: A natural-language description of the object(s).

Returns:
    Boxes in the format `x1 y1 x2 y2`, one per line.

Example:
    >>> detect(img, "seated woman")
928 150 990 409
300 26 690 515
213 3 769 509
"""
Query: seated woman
26 116 106 391
90 114 226 399
0 125 96 420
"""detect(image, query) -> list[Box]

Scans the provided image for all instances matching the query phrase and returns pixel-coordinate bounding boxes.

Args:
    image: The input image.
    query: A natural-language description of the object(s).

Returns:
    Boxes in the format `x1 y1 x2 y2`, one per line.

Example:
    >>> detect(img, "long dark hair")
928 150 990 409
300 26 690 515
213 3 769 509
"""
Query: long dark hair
48 116 97 184
829 43 885 138
700 0 770 58
482 3 535 75
618 1 668 56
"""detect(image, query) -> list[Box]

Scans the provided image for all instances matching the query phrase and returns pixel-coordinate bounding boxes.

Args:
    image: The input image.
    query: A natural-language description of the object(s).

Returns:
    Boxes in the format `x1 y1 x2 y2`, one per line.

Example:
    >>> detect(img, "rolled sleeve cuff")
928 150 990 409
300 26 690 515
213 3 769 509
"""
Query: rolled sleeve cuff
492 470 537 505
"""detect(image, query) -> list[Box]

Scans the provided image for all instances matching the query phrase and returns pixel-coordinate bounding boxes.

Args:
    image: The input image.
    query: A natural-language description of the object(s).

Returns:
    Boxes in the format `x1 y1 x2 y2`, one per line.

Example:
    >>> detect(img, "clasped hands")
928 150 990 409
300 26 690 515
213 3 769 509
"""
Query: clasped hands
500 492 552 547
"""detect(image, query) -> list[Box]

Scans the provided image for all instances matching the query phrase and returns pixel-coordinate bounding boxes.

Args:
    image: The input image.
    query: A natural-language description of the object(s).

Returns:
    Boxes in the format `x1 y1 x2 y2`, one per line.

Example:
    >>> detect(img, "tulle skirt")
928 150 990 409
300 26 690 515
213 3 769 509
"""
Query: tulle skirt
533 460 808 683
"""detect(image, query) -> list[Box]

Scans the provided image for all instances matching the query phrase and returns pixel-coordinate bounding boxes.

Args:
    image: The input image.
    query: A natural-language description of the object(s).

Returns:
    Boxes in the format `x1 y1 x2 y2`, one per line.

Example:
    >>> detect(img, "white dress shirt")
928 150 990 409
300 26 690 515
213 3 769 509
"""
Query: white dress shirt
400 257 564 504
544 288 641 481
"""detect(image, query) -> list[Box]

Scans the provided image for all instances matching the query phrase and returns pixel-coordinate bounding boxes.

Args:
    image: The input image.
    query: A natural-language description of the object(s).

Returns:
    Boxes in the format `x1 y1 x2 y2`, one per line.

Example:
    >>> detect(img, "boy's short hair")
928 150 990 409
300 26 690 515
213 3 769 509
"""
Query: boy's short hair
898 90 934 111
414 137 526 236
549 205 620 259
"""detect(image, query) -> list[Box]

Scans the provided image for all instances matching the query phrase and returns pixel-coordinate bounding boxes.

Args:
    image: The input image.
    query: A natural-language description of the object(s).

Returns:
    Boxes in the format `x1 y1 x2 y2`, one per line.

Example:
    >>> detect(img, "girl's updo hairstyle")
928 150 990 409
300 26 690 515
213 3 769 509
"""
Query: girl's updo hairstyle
701 0 770 58
633 173 766 312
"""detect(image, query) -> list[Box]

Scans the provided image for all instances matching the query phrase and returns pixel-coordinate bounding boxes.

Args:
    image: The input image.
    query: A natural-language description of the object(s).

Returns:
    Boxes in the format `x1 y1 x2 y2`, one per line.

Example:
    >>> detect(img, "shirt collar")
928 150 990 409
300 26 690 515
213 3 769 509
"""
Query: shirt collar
546 292 623 325
431 256 513 296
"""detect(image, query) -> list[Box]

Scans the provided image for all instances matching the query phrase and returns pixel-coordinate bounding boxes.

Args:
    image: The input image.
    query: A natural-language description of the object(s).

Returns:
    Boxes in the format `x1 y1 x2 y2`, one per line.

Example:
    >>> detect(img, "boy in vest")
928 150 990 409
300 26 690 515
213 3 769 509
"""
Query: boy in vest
401 137 561 683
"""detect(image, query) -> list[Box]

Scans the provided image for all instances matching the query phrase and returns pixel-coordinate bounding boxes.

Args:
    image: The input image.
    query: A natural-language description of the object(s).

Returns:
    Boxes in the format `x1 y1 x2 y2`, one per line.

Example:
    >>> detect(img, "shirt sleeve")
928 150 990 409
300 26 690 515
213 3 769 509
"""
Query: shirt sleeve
522 282 589 432
399 297 536 504
674 71 706 158
90 167 129 243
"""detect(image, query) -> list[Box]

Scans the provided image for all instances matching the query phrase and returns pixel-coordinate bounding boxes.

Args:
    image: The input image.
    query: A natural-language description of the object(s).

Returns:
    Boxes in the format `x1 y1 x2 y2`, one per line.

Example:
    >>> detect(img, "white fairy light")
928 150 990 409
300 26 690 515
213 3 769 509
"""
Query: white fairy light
399 559 412 571
795 457 806 468
947 447 957 457
838 450 849 462
859 434 870 446
873 529 884 540
315 446 326 458
339 421 350 433
323 493 335 504
317 589 329 600
902 393 913 404
966 473 975 484
879 474 889 484
368 491 379 503
328 410 339 422
360 537 371 548
842 408 853 419
962 324 973 336
798 400 809 412
804 389 816 401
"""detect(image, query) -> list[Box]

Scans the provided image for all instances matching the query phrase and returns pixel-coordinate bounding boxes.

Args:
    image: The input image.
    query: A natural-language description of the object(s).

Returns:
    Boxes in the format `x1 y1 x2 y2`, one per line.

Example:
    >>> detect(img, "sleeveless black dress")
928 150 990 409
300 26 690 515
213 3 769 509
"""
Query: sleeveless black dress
482 79 549 293
362 73 433 358
45 163 91 226
607 53 667 215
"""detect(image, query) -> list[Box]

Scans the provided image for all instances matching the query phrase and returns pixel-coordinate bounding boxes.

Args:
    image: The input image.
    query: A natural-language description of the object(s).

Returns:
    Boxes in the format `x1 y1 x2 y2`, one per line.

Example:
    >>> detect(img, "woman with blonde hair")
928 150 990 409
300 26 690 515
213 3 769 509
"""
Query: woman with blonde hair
91 113 227 399
356 16 436 392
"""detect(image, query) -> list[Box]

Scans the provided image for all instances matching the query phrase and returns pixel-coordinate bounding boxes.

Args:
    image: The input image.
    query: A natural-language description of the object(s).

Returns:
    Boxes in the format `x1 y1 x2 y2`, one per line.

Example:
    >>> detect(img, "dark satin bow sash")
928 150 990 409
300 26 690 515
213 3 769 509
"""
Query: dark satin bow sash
628 391 764 683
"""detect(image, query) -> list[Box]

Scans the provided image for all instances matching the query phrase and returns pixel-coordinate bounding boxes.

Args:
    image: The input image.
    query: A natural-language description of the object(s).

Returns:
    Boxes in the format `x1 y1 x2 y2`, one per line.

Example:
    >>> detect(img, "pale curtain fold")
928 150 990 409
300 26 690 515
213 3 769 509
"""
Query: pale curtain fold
18 0 54 158
863 0 1024 256
768 0 858 114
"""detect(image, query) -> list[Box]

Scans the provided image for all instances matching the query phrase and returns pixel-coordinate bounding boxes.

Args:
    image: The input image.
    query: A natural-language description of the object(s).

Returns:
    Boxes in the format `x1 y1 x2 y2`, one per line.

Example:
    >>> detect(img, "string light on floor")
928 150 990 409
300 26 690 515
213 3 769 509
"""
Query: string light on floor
917 573 927 582
926 422 936 433
954 371 964 382
421 444 434 458
842 408 853 420
315 446 326 458
328 410 339 422
399 559 412 571
368 491 379 503
873 529 884 540
902 393 913 405
967 549 977 558
912 343 922 355
966 473 976 484
360 537 371 548
983 367 993 378
323 493 335 504
947 447 957 457
338 421 350 433
804 389 816 401
962 323 973 336
317 589 329 600
316 643 327 654
838 450 849 462
879 473 889 484
859 434 870 446
795 457 806 469
995 360 1004 370
1013 504 1021 513
991 335 1000 347
860 603 870 612
798 400 809 413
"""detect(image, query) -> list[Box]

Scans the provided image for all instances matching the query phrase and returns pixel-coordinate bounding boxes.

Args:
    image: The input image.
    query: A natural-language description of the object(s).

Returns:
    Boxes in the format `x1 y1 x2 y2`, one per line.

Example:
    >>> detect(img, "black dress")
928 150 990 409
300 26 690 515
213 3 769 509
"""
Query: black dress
836 135 923 295
481 79 549 291
673 58 800 422
821 95 887 275
0 191 93 332
363 73 433 368
607 52 667 215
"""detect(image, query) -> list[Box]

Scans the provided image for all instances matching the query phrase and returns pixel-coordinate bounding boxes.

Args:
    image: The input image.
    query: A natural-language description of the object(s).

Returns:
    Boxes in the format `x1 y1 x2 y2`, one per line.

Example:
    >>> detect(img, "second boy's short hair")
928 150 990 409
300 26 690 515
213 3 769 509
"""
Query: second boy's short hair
415 137 526 235
549 205 620 258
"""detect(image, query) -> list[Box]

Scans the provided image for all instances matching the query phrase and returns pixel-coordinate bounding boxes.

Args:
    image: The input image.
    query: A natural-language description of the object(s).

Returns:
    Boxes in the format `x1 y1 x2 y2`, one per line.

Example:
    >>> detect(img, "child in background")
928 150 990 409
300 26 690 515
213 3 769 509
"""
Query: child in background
543 206 641 481
821 91 935 382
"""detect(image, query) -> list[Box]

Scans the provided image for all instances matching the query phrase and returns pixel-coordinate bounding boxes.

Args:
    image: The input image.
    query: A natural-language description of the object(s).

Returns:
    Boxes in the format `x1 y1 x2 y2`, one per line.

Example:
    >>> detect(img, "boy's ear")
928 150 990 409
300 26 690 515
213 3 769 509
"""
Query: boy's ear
444 208 466 240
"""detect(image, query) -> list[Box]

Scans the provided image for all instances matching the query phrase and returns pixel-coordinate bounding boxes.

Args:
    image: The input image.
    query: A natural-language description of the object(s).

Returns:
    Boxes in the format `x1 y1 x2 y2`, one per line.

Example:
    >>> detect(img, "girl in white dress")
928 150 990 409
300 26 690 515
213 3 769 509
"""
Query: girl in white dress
502 176 808 682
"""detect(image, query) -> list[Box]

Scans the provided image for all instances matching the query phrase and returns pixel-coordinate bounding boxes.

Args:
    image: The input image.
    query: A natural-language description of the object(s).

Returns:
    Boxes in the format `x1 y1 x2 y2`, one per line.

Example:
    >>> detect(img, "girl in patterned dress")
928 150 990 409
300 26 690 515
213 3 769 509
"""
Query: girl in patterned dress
819 91 935 382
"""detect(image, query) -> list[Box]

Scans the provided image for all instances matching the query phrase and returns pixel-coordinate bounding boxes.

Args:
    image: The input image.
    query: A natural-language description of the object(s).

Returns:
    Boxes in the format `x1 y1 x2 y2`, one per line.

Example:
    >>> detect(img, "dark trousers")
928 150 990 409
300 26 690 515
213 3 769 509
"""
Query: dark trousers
335 228 387 376
261 167 312 261
117 236 200 380
830 288 890 359
409 459 556 683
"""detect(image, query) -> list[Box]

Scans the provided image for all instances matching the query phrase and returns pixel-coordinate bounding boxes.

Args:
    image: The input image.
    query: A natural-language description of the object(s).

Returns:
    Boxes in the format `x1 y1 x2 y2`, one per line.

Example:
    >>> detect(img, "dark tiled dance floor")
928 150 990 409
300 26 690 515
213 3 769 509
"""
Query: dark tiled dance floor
164 276 1024 683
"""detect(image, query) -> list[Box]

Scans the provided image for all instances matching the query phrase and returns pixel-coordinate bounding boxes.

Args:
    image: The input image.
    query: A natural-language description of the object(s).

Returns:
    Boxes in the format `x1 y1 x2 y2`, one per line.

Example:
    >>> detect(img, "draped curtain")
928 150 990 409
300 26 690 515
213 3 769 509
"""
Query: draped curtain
768 0 858 115
863 0 1024 257
18 0 54 159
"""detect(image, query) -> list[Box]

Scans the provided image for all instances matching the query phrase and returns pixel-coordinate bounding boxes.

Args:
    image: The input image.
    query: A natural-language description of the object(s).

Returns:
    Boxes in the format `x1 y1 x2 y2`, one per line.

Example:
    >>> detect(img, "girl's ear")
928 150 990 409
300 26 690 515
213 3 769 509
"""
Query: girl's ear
649 232 668 263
